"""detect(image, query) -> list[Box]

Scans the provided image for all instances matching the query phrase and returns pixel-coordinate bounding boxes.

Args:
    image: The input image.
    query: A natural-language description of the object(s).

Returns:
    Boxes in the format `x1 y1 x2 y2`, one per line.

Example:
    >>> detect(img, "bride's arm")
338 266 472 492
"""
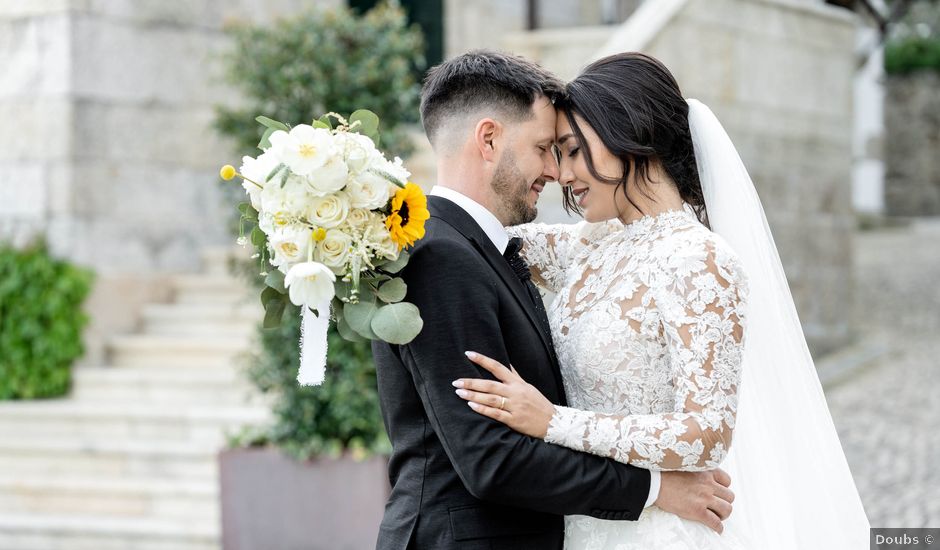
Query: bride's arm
455 242 748 472
506 220 619 291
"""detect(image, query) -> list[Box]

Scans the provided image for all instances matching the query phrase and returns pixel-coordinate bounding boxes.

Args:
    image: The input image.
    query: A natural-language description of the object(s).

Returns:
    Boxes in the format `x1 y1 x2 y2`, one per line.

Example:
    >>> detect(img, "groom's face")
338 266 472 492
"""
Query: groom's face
491 95 559 226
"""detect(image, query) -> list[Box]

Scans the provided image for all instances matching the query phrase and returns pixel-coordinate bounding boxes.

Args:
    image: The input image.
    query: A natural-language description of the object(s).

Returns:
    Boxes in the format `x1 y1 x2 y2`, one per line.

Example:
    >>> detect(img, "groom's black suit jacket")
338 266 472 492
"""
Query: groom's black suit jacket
372 196 650 550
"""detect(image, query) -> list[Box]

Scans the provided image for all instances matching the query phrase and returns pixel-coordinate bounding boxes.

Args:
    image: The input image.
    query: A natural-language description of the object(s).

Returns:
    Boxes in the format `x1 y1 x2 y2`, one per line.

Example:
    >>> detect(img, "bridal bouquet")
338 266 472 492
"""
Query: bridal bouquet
220 110 427 385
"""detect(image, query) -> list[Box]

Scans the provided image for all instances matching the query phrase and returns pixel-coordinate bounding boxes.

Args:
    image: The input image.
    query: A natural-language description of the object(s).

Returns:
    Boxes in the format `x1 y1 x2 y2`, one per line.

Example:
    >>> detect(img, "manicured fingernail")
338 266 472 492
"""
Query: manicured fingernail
468 402 480 410
464 351 477 359
451 380 464 388
455 389 468 398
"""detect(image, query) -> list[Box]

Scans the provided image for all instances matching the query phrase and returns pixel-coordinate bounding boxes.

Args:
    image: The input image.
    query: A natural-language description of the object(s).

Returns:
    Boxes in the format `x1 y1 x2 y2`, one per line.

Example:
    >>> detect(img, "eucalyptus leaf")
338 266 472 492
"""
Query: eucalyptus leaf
265 270 286 293
337 312 367 343
371 302 423 344
260 285 282 307
256 115 290 131
263 296 287 329
350 109 379 137
333 279 352 301
317 114 333 129
379 251 409 274
376 278 407 303
344 299 379 339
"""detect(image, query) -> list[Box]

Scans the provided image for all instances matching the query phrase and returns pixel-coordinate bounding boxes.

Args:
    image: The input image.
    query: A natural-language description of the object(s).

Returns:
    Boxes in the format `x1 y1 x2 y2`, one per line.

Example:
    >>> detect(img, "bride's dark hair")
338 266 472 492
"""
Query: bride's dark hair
557 52 708 227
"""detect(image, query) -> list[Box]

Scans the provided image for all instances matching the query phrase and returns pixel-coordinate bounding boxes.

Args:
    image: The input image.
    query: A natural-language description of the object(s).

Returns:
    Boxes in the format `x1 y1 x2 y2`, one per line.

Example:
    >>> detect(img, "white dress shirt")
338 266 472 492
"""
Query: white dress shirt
428 185 661 509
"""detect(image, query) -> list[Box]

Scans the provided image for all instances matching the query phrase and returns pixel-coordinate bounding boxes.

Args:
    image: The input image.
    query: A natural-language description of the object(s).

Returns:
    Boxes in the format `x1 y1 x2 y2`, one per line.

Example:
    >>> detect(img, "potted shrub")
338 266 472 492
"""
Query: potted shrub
214 4 423 549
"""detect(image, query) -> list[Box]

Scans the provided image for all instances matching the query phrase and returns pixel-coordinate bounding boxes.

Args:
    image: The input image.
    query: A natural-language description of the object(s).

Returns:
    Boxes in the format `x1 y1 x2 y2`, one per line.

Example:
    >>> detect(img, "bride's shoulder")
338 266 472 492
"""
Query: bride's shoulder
662 223 748 288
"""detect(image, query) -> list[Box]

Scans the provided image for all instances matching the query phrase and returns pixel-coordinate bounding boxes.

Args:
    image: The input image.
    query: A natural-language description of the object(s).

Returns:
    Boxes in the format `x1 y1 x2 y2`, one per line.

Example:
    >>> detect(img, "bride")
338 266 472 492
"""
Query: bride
451 53 870 548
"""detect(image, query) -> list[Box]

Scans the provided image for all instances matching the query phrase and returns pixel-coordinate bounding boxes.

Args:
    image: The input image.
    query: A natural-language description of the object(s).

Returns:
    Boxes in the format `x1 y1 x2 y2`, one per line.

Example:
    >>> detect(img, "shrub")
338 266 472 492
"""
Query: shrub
0 241 93 400
217 2 424 460
885 36 940 75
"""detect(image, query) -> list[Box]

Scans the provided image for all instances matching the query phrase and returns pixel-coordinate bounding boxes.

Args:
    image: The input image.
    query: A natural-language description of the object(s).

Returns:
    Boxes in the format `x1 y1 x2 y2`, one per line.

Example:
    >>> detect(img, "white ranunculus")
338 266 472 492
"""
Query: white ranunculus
269 125 335 176
305 155 348 196
284 261 336 307
267 225 312 270
307 192 350 228
316 228 352 273
345 208 371 228
347 171 393 210
260 173 311 222
341 132 380 173
239 151 280 209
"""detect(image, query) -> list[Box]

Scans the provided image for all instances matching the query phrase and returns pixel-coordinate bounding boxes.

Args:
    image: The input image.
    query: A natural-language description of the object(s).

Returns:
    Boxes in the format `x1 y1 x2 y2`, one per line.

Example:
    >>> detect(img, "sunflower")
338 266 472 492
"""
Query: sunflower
385 182 430 250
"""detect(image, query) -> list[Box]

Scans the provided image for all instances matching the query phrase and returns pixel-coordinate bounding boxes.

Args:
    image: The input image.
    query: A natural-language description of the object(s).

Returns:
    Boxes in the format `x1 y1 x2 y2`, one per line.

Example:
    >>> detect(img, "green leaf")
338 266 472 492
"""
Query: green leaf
316 114 333 129
376 278 407 303
258 127 276 150
260 285 282 307
336 311 367 343
378 251 409 274
371 302 423 344
256 115 290 131
238 202 258 221
265 270 286 293
263 296 287 329
350 109 379 137
333 279 352 301
266 162 287 182
250 226 266 248
344 297 379 339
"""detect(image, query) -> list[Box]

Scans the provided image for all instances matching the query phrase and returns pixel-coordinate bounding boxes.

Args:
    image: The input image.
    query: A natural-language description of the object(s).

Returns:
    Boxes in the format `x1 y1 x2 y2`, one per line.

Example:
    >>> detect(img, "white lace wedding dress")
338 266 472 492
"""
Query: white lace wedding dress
508 208 753 549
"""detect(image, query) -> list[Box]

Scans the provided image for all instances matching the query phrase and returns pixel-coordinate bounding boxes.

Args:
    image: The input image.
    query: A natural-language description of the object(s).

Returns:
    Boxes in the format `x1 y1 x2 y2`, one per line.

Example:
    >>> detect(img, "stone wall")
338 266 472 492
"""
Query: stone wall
884 71 940 216
0 0 340 362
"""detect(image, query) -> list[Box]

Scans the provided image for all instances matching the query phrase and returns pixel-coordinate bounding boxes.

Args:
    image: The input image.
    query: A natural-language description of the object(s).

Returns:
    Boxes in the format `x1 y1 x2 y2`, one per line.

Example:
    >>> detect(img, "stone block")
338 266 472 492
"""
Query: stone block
0 161 46 217
0 98 72 161
0 15 71 98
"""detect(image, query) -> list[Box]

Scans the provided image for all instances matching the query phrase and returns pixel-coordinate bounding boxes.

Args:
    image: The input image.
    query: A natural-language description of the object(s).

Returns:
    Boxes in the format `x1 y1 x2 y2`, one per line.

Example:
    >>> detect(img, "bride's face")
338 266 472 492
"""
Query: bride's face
555 112 631 223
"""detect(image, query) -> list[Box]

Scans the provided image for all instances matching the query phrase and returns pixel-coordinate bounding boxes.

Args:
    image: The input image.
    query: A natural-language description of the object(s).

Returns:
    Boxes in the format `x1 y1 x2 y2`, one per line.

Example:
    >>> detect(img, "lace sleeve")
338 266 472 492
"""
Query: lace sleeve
507 220 621 293
543 239 749 471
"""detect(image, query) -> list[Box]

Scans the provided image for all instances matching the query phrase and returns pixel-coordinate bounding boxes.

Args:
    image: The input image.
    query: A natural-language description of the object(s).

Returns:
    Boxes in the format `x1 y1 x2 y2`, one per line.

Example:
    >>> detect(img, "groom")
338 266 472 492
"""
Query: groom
371 50 733 550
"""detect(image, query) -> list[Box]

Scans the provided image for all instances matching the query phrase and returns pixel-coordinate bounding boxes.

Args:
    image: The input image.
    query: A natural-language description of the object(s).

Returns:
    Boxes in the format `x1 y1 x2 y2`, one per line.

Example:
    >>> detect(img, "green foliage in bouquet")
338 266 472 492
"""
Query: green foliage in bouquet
885 36 940 74
214 2 425 158
0 241 93 400
231 305 391 460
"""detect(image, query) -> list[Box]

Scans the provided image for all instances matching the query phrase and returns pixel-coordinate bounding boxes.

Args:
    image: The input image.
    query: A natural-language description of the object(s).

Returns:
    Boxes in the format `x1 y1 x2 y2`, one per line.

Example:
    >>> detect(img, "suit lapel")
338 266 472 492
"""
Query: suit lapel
428 196 560 371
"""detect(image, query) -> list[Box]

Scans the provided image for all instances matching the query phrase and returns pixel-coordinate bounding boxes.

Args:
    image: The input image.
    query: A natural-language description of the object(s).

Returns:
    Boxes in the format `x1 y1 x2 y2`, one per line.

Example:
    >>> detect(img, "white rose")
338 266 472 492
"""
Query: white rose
267 225 312 270
347 171 392 210
269 125 335 176
305 155 348 196
345 208 371 228
307 192 350 228
316 228 352 273
284 261 336 307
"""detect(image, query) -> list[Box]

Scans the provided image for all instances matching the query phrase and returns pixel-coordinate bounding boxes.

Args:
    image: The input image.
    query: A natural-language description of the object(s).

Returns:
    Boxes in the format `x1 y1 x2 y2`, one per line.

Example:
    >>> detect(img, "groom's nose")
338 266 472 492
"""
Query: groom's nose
542 155 560 182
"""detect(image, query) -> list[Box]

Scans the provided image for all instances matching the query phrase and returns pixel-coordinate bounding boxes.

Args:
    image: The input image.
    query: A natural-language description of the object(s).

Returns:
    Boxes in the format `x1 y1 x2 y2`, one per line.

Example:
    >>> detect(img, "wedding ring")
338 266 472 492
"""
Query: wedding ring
499 396 507 410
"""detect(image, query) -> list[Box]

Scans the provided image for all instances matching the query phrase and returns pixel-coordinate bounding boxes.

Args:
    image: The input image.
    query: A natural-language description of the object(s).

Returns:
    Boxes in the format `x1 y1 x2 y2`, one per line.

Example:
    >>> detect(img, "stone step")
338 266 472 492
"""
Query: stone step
0 474 218 524
0 512 218 550
0 401 271 444
201 245 253 278
170 274 252 306
140 303 261 337
69 365 266 406
107 335 252 368
0 438 220 480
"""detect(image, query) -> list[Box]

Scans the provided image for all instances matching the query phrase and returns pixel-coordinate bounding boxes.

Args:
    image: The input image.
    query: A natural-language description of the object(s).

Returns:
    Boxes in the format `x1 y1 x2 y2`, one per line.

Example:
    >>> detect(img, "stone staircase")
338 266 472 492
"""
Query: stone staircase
0 248 272 550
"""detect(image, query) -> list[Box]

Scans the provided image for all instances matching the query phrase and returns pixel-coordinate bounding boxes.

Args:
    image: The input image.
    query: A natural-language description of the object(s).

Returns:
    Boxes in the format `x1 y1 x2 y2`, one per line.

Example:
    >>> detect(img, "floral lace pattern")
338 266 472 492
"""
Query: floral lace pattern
510 209 748 471
508 209 750 547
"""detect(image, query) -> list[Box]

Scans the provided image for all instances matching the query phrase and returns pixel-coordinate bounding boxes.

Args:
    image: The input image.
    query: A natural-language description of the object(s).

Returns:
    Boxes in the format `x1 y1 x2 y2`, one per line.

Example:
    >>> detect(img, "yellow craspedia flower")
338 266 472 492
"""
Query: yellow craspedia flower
312 227 327 242
385 182 429 250
220 165 236 180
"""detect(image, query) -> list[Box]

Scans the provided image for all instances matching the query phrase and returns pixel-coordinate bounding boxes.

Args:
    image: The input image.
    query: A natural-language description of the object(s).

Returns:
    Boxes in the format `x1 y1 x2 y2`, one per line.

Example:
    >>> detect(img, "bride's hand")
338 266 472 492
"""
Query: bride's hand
452 351 555 438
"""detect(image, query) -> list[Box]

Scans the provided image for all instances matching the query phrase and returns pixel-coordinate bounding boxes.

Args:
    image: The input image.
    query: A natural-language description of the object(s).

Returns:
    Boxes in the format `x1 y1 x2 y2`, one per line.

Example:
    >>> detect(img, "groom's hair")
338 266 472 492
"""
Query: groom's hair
420 49 563 150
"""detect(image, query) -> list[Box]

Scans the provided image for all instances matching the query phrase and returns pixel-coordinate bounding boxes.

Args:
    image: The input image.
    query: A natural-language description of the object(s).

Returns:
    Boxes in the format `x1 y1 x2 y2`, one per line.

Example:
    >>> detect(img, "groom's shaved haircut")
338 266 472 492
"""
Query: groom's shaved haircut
420 49 563 150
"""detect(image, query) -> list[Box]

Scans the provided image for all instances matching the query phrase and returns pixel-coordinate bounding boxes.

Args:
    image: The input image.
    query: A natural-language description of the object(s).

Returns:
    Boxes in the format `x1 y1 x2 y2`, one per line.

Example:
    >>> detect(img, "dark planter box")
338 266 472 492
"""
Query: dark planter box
220 447 390 550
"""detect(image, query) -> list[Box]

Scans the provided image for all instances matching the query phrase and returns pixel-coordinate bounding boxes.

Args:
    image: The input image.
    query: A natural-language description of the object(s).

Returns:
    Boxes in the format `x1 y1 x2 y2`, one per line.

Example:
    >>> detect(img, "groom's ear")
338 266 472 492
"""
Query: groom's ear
473 118 502 163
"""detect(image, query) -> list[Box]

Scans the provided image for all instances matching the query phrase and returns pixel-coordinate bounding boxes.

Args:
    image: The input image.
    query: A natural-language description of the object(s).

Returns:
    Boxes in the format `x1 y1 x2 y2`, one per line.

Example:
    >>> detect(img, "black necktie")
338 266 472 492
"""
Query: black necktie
503 237 555 348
